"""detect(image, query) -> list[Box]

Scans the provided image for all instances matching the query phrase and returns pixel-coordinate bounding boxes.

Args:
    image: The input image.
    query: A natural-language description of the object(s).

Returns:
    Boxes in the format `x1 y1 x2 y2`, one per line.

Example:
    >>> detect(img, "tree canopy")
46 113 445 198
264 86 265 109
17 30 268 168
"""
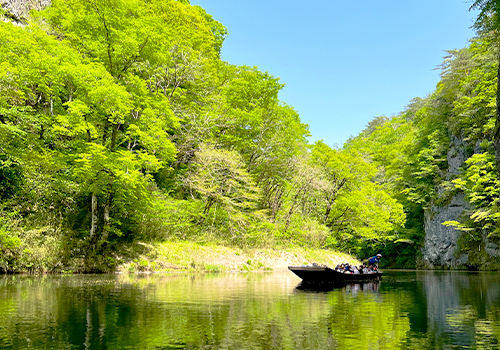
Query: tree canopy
2 0 500 272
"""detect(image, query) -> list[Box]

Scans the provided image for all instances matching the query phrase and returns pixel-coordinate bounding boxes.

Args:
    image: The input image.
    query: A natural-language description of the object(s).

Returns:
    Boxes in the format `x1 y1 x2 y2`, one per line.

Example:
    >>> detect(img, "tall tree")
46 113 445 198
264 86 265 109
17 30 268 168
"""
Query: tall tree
37 0 223 246
470 0 500 189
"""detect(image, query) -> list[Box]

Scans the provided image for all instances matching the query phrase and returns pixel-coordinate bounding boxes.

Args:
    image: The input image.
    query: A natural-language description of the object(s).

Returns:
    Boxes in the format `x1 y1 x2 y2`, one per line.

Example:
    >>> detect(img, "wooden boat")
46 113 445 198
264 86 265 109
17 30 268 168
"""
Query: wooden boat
288 266 382 284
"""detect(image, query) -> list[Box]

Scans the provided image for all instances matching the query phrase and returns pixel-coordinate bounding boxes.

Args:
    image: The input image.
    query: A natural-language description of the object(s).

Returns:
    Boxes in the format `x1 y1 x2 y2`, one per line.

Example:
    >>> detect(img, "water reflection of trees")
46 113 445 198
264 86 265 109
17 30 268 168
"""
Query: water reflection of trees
1 272 500 349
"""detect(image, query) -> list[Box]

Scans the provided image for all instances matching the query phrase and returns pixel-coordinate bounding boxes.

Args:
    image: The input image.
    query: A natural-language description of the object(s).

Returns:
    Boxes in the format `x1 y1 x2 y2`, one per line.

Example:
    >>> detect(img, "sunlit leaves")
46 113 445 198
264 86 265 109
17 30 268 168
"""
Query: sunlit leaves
184 144 262 239
185 144 260 214
0 0 426 267
448 152 500 237
311 141 405 246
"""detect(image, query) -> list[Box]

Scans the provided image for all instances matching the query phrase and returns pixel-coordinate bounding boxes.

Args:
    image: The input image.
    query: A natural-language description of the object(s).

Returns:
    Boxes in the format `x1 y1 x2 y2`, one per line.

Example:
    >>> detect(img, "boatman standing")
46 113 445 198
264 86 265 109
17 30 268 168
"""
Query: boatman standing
368 254 382 266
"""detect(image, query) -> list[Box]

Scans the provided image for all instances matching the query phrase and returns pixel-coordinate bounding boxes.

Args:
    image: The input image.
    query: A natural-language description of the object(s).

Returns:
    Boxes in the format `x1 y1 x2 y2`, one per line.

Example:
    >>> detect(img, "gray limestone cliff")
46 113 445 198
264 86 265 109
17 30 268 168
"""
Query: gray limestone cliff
421 193 470 268
1 0 49 23
420 135 470 268
420 135 500 269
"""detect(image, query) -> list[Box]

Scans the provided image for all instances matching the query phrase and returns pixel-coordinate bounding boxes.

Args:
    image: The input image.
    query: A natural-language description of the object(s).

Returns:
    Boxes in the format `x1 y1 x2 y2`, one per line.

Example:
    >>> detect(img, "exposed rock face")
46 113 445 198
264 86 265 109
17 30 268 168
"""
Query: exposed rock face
446 135 468 177
1 0 50 23
484 240 500 258
421 135 470 268
421 193 469 268
421 135 500 269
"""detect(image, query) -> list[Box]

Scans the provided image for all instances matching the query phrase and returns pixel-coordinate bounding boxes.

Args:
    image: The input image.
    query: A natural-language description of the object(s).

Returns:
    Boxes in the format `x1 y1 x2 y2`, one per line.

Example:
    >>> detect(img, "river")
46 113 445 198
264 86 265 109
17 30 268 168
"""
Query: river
1 270 500 349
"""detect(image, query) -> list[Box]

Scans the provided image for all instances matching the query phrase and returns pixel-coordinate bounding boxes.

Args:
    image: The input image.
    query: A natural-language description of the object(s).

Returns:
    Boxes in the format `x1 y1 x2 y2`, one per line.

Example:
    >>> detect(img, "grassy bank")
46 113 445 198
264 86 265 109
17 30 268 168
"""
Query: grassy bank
0 227 361 274
118 242 360 274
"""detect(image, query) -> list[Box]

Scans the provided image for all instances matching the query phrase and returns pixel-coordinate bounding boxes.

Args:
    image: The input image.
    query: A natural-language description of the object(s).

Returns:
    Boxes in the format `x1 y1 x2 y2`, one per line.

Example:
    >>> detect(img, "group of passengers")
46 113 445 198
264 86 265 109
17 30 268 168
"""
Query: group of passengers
301 254 382 274
334 263 379 274
334 254 382 274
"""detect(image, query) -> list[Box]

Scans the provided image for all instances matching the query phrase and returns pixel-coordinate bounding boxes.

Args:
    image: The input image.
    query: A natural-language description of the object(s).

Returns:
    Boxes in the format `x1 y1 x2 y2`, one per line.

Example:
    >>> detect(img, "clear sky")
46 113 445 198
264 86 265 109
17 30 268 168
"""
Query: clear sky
192 0 478 147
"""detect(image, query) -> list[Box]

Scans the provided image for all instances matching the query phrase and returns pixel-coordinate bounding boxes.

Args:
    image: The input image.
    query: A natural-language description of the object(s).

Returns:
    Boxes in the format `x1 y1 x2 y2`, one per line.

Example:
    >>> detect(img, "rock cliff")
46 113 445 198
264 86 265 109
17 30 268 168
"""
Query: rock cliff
421 134 500 269
1 0 49 23
421 193 469 268
420 135 470 268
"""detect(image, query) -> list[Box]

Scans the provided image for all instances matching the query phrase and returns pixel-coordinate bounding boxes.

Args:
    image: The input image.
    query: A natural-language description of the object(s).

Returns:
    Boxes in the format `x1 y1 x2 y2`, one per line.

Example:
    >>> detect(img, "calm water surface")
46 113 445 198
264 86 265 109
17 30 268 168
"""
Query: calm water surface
1 270 500 349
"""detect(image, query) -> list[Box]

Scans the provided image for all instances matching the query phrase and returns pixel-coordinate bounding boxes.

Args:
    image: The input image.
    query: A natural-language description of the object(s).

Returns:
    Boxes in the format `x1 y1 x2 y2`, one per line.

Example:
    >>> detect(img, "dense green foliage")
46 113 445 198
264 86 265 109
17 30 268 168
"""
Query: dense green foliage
469 0 500 195
345 36 500 268
2 0 500 272
0 0 406 272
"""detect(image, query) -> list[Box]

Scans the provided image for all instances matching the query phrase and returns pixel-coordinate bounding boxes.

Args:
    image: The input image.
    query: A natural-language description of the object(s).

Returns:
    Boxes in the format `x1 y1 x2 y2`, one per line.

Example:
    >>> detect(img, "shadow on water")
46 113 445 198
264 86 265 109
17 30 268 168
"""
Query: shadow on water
294 280 381 293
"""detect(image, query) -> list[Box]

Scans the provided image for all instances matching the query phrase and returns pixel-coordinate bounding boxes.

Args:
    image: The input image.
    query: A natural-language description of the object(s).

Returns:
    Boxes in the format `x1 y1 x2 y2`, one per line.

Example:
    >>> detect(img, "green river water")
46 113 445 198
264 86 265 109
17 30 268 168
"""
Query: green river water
1 270 500 349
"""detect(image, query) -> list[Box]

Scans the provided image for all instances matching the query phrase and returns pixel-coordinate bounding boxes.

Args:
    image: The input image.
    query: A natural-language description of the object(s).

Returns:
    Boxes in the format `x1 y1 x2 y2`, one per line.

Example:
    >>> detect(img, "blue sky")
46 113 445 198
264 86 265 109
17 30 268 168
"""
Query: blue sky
193 1 478 147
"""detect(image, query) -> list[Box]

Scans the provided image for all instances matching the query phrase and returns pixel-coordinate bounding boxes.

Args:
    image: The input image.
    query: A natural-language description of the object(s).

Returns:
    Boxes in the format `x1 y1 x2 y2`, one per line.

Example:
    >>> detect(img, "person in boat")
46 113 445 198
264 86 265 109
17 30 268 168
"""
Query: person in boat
368 254 382 267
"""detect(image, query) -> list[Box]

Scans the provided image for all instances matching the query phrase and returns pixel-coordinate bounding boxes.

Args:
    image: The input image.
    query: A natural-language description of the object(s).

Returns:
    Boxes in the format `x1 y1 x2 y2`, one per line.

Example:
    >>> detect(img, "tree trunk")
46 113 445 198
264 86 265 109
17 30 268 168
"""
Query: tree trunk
203 197 215 216
102 179 114 242
90 193 98 237
495 52 500 196
270 186 283 221
100 122 117 242
102 202 110 242
324 201 332 224
283 183 310 233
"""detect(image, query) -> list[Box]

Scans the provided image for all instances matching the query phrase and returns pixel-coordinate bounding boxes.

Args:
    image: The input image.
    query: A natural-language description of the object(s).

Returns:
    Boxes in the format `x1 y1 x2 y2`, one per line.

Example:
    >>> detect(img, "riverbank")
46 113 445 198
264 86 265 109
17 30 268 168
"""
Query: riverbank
117 241 360 273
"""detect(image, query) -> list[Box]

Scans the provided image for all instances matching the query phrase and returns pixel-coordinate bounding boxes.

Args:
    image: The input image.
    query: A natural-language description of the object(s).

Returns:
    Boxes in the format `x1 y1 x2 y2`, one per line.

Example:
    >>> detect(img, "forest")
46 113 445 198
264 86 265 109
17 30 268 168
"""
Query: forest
0 0 499 272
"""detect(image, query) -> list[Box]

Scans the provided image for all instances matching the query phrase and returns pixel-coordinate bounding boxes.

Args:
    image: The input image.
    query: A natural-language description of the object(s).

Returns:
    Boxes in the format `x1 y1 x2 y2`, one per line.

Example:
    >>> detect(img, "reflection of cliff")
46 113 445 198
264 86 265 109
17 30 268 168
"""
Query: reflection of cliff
421 271 500 348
